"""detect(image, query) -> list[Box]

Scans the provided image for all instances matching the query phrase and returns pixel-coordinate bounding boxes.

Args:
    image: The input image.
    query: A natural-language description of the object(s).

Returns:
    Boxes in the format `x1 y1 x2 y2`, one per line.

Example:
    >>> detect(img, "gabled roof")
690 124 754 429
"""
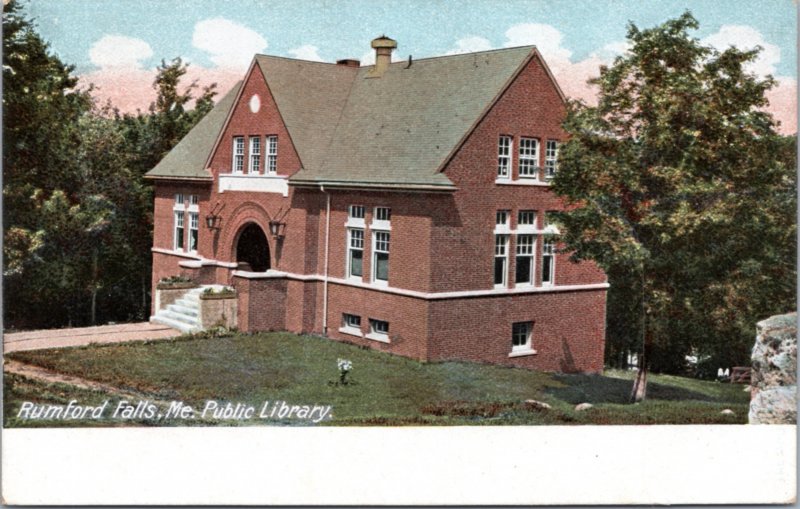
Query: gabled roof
282 46 537 190
149 45 558 190
145 81 242 181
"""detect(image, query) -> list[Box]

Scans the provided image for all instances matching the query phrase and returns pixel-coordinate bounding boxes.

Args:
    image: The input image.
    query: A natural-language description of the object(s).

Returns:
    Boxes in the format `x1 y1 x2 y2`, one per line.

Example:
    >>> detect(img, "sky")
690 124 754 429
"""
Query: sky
23 0 798 133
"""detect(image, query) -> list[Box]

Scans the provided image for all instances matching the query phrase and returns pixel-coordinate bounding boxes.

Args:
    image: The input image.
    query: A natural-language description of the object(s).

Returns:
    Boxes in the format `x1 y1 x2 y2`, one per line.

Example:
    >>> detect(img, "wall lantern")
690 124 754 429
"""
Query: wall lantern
205 214 221 230
206 202 224 230
268 219 286 239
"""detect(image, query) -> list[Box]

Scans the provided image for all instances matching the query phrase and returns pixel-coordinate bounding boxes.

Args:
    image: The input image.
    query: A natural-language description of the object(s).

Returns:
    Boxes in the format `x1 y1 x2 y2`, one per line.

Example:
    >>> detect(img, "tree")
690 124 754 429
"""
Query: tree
552 12 796 398
3 2 217 329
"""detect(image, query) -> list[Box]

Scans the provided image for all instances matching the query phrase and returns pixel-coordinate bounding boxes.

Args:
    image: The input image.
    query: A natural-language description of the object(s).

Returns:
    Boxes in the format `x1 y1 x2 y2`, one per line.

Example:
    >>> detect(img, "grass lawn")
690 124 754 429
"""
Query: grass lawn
4 331 749 426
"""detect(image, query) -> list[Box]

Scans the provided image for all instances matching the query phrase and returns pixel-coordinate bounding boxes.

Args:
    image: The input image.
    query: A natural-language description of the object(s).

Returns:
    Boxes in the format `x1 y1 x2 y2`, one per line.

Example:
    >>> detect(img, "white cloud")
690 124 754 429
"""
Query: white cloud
590 40 631 62
446 36 493 55
287 44 324 62
89 35 153 69
701 25 781 77
503 23 572 64
192 17 267 69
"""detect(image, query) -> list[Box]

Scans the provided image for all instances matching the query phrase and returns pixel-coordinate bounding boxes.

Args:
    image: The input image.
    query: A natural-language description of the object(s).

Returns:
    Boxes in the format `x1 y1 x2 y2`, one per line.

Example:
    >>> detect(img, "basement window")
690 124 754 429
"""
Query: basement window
367 319 390 343
340 313 362 337
509 321 536 357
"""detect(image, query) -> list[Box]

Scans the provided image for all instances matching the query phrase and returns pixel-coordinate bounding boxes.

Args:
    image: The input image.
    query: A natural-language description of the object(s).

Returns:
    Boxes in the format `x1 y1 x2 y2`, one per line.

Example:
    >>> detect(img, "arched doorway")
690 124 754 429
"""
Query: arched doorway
235 223 271 272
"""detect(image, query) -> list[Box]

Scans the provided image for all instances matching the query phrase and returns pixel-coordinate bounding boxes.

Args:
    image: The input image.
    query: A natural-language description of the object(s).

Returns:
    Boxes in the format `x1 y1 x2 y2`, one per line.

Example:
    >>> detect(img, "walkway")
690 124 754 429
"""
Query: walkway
3 322 180 353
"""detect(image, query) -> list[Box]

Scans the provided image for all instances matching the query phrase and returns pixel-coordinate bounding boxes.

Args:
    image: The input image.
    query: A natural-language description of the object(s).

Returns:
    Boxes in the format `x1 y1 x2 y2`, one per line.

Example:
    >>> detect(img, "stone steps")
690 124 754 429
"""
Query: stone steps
150 286 208 334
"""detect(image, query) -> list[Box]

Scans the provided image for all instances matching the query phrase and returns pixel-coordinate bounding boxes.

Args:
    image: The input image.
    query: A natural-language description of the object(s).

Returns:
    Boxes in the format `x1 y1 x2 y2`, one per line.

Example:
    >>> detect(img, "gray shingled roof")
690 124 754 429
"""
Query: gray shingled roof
149 46 541 189
145 81 242 180
282 47 535 189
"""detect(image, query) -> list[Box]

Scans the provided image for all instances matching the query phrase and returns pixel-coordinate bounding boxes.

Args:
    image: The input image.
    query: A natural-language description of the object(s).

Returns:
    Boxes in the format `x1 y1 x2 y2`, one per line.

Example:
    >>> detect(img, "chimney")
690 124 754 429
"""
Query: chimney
367 35 397 78
336 59 360 68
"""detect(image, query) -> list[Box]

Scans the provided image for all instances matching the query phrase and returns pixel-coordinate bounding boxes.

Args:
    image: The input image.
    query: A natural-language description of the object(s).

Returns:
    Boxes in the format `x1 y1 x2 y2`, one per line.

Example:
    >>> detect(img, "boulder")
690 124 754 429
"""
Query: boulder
749 313 797 424
523 399 551 411
575 403 593 411
721 409 735 415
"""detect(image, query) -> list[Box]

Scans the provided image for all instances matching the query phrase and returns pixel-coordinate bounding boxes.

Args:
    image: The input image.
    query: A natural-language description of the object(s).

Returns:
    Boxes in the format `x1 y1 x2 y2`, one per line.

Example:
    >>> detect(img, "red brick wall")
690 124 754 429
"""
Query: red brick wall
436 53 606 292
428 289 607 373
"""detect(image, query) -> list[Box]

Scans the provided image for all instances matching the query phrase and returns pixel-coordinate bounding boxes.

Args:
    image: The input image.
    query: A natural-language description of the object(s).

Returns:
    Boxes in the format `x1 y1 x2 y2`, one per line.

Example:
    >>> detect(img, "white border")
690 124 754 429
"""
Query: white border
2 426 795 505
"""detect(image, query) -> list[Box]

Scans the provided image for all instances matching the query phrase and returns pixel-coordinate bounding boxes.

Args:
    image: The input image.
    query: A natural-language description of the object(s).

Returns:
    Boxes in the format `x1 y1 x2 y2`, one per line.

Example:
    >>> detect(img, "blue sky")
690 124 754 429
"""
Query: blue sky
19 0 798 131
24 0 797 75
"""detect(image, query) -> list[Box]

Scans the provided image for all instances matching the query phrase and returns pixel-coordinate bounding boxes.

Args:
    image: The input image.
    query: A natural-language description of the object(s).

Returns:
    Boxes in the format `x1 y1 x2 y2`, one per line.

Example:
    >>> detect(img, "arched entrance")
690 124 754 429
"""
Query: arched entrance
235 223 271 272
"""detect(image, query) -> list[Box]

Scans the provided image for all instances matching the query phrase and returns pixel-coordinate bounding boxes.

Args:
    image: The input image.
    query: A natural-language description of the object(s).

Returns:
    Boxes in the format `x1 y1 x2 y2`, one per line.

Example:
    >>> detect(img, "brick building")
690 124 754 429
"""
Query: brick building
145 36 608 373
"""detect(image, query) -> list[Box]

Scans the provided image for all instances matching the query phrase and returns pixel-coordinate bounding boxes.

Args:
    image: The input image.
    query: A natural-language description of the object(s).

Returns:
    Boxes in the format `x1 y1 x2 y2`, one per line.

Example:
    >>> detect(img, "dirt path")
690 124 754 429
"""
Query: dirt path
4 359 172 404
3 322 180 353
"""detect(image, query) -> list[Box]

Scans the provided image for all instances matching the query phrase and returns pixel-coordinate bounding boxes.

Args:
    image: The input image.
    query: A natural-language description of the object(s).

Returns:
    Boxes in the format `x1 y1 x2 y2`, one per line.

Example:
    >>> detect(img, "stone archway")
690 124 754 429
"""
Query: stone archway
235 223 271 272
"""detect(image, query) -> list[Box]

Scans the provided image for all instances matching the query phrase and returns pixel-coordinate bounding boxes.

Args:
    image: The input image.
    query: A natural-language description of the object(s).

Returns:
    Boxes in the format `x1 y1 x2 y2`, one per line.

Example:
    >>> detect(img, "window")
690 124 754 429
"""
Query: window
175 193 185 206
173 211 185 251
497 135 512 179
232 136 245 173
341 313 362 336
515 234 535 285
375 207 391 222
188 212 199 252
347 229 364 279
545 140 558 179
367 319 390 342
518 210 537 230
189 194 199 206
511 321 533 353
496 210 510 229
519 137 540 178
373 231 390 284
542 238 555 286
494 234 509 287
248 136 261 174
266 135 278 174
349 205 365 219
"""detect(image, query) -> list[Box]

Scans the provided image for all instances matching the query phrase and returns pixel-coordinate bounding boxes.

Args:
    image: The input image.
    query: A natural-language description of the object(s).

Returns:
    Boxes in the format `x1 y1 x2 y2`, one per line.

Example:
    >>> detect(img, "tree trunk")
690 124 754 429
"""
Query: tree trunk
90 248 98 326
630 358 648 402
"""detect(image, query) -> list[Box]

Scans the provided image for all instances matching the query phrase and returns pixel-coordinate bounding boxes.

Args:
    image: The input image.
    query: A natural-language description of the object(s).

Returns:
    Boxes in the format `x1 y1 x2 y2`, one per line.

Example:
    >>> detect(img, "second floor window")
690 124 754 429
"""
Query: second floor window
266 135 278 174
545 140 558 179
497 135 512 179
248 136 261 174
347 229 364 278
518 210 537 229
519 137 539 178
232 136 245 173
373 231 390 283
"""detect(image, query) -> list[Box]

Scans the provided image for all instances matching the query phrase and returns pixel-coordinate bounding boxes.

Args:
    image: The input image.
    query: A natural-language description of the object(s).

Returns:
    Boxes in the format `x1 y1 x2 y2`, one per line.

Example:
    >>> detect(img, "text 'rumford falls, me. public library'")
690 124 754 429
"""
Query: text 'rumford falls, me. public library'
16 399 334 424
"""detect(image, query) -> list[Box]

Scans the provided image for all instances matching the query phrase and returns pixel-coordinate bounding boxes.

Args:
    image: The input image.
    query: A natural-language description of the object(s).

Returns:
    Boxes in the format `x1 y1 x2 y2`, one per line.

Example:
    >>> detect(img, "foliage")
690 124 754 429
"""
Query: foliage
3 1 216 329
202 286 236 296
552 12 797 373
159 275 195 285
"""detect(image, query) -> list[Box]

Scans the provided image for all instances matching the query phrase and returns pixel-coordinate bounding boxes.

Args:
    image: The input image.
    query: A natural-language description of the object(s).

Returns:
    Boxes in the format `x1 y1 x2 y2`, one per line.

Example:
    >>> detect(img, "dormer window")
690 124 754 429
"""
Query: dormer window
232 136 245 173
518 138 539 179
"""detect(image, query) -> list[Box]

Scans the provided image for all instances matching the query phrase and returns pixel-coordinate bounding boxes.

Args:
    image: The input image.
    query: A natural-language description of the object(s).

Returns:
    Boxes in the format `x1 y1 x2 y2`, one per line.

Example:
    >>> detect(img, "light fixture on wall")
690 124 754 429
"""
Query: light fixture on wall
205 214 221 230
205 202 223 230
268 219 286 239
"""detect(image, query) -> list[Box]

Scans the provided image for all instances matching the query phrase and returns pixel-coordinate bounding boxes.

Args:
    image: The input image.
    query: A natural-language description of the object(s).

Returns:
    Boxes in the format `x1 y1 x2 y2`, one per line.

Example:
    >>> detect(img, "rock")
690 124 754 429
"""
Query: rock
721 409 735 415
523 399 551 411
575 403 593 411
749 312 797 424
